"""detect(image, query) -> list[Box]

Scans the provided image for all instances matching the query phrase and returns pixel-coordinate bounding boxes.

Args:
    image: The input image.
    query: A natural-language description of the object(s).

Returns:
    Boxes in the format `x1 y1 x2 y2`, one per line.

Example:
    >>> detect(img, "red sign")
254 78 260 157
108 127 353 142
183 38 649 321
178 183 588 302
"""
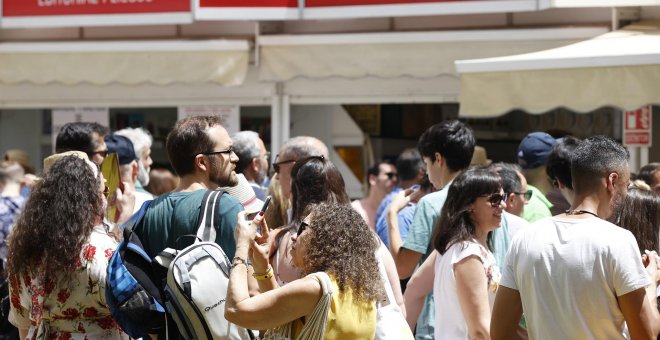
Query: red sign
196 0 532 20
2 0 190 16
306 0 473 6
624 131 651 146
623 106 653 147
199 0 296 7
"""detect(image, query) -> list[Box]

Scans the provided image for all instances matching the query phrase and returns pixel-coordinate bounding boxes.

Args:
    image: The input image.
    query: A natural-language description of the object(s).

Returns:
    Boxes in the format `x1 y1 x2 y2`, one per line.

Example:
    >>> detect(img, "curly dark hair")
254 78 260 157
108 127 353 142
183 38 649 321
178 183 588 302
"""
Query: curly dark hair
302 203 384 305
433 167 501 255
7 156 104 283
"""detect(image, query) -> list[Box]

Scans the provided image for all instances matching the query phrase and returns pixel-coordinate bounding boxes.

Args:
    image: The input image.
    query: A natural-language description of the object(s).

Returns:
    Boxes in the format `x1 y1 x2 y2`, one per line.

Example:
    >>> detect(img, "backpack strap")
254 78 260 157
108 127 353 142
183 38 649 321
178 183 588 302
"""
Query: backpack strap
121 199 152 239
195 190 223 243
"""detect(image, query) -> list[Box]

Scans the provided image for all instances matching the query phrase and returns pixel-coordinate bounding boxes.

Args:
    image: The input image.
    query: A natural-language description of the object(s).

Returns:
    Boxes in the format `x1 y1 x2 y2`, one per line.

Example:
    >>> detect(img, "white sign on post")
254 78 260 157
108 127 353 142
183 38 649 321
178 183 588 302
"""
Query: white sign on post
51 107 110 154
623 105 652 147
178 105 240 136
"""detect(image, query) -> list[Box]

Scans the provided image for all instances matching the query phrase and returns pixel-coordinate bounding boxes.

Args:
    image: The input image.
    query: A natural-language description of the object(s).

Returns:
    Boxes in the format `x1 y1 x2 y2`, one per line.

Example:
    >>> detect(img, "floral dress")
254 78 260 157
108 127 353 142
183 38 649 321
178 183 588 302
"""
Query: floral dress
8 225 127 340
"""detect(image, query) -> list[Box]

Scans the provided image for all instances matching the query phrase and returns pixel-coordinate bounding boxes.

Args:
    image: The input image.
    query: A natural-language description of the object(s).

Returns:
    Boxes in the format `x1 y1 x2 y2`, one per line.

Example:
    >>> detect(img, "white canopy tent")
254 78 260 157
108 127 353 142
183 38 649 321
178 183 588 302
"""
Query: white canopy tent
258 27 608 82
455 21 660 169
455 21 660 118
0 40 249 86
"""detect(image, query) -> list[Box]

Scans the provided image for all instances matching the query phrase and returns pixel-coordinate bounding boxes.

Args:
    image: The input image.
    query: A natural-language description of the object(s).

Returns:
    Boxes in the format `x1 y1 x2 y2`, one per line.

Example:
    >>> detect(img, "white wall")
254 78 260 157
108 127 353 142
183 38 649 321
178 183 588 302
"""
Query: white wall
290 104 364 198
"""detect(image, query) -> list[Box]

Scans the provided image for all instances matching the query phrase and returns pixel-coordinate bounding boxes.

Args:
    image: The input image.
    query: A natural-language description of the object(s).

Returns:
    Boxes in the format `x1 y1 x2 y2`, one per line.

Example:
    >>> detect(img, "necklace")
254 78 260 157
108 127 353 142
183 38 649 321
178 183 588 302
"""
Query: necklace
565 209 599 218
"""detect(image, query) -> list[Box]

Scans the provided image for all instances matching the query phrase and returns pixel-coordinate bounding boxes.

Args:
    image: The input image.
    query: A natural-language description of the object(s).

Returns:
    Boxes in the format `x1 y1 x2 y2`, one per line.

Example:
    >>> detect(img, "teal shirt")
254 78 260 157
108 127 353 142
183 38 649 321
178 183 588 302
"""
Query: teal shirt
521 185 552 223
136 189 244 259
402 185 450 340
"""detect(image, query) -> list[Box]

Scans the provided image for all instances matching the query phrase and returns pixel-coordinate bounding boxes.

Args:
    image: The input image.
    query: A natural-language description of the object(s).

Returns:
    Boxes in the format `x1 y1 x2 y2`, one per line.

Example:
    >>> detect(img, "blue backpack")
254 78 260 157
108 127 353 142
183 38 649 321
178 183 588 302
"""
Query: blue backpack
105 200 167 338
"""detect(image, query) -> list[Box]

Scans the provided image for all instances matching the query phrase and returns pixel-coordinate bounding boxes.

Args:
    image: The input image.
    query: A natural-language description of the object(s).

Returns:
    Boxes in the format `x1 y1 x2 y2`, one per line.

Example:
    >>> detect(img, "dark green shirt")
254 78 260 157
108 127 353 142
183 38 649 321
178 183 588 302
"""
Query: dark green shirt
135 189 243 259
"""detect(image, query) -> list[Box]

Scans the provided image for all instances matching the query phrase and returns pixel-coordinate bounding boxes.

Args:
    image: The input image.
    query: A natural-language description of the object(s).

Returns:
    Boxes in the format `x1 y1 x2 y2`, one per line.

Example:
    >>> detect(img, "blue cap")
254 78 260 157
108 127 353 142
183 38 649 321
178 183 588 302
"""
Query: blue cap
105 134 137 165
517 132 557 169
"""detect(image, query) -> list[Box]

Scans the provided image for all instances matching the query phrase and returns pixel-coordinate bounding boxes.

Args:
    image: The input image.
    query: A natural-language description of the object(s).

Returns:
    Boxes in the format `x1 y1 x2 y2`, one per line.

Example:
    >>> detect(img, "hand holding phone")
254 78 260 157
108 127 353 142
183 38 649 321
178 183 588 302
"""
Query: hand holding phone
252 196 271 237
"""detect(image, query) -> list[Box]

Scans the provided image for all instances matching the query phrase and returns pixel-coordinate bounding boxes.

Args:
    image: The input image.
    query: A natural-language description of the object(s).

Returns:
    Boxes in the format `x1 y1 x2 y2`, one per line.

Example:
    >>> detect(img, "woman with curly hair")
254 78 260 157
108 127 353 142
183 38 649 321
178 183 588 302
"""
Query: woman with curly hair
226 203 384 338
431 167 504 339
7 154 126 339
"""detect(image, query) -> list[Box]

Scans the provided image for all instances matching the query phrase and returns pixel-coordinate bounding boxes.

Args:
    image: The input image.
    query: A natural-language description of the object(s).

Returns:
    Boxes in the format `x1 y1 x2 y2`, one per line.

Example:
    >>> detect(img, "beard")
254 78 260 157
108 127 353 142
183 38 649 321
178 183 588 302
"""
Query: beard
256 167 268 184
137 161 150 187
209 157 238 187
607 189 627 224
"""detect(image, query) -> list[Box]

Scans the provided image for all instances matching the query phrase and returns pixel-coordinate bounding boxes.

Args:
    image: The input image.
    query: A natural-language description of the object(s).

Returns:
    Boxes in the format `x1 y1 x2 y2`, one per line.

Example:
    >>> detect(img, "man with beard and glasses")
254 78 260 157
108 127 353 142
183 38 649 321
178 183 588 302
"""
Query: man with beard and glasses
232 131 269 200
492 135 660 339
133 116 244 261
116 127 154 196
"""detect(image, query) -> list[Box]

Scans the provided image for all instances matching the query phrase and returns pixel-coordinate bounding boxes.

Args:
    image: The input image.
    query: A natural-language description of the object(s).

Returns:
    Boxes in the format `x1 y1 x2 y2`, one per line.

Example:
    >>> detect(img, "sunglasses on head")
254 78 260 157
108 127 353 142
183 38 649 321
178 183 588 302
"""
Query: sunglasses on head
481 192 506 207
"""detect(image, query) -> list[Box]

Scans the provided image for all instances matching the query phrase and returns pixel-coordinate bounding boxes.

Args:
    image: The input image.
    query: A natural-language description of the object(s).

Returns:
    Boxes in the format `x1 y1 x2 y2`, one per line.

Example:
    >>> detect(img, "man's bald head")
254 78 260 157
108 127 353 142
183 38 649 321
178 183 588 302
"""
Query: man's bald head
277 136 329 199
280 136 329 160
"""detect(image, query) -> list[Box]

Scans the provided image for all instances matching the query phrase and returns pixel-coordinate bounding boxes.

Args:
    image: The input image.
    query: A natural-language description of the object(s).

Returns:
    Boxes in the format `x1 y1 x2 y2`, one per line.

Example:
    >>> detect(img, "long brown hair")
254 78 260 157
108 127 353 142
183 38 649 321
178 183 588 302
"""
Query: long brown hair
7 156 104 283
271 156 349 258
617 187 660 254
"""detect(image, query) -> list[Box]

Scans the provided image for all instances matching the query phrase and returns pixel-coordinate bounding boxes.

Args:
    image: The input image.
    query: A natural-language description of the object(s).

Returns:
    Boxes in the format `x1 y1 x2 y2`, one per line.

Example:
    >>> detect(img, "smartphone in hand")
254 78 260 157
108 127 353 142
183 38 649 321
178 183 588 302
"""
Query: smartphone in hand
253 196 271 237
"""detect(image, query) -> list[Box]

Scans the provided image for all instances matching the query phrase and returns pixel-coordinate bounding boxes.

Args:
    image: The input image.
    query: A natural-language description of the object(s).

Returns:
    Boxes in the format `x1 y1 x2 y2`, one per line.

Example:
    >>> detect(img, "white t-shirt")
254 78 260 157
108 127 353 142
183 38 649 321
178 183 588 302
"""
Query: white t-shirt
504 211 530 240
433 241 500 340
502 216 651 339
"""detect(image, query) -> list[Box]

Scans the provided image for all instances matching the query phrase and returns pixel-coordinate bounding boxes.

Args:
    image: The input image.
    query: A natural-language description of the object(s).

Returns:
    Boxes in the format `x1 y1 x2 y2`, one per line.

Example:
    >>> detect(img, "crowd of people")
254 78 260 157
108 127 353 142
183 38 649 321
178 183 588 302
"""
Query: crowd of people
1 115 660 339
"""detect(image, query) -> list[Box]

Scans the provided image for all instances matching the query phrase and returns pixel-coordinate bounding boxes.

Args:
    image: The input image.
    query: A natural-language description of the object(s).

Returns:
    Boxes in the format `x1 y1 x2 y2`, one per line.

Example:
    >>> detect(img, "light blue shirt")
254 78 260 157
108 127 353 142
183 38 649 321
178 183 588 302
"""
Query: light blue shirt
376 203 416 248
403 185 450 340
374 186 403 230
490 214 511 269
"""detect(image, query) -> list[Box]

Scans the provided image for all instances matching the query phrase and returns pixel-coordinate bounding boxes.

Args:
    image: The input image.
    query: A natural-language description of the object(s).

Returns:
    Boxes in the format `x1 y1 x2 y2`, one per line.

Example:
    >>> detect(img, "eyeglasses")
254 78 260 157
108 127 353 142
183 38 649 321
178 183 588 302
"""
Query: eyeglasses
297 221 308 237
272 154 296 174
385 172 397 180
480 193 506 207
198 146 235 158
89 149 108 158
273 155 325 174
512 190 533 201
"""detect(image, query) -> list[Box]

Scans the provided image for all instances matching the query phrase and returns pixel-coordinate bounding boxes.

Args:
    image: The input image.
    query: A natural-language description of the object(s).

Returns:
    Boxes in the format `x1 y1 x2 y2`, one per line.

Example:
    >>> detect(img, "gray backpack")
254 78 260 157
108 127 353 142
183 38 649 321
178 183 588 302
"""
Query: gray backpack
156 190 253 340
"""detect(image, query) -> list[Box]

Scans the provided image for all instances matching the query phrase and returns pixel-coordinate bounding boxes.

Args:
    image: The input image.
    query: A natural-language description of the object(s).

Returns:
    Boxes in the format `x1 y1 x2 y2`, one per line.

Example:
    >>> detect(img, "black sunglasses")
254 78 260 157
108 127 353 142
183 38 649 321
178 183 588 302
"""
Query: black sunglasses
272 154 296 174
89 149 109 158
197 146 235 158
481 192 506 207
512 190 533 201
297 221 308 237
273 155 325 174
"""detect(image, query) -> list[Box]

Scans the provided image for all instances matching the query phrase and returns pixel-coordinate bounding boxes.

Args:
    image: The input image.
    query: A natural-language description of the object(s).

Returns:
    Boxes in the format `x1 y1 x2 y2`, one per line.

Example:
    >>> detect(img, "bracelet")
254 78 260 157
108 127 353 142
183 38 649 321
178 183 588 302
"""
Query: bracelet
252 266 274 281
231 256 248 270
